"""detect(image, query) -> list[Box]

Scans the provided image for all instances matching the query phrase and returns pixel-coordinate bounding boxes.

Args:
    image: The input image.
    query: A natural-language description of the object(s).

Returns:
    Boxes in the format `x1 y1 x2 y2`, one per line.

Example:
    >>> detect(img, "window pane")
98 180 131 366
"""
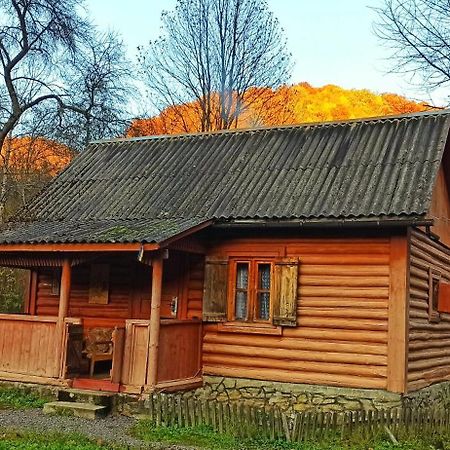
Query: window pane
258 264 271 290
257 292 270 320
236 263 249 289
235 291 248 320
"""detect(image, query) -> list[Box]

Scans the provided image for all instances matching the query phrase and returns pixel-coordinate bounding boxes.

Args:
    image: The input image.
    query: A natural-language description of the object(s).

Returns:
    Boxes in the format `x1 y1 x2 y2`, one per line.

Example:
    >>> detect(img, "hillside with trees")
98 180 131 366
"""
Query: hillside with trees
128 82 430 137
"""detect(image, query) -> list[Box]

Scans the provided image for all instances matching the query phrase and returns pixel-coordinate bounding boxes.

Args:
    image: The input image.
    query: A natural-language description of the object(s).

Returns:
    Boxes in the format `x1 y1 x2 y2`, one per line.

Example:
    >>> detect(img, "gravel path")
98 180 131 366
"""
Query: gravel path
0 408 191 449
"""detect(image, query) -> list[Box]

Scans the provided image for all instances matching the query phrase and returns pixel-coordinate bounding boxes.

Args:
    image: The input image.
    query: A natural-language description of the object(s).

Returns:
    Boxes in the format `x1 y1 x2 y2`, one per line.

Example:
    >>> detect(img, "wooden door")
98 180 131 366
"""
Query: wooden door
132 253 184 319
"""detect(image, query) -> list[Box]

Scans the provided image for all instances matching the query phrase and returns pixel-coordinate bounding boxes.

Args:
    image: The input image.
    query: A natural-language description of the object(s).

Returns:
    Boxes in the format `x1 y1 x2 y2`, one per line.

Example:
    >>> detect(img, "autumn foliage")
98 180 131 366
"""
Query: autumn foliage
128 83 430 137
2 136 73 176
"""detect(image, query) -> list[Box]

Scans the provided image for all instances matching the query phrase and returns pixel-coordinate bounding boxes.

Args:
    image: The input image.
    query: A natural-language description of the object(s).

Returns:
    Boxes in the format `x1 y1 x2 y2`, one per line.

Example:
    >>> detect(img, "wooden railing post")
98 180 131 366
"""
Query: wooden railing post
146 254 164 390
55 258 71 377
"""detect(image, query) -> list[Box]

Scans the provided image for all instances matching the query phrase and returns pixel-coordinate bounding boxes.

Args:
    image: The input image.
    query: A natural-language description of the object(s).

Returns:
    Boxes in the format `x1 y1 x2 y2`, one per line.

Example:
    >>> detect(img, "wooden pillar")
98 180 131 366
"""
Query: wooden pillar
387 234 409 393
55 258 71 377
146 254 164 390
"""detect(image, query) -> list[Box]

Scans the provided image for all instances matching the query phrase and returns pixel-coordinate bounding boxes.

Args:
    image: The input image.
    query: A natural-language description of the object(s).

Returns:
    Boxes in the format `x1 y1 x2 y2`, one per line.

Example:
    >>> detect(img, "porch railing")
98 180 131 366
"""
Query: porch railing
0 314 59 378
121 319 202 391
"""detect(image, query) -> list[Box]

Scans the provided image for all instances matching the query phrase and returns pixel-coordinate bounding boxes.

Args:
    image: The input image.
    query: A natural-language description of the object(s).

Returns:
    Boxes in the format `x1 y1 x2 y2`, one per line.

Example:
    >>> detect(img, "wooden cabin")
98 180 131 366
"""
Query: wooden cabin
0 111 449 403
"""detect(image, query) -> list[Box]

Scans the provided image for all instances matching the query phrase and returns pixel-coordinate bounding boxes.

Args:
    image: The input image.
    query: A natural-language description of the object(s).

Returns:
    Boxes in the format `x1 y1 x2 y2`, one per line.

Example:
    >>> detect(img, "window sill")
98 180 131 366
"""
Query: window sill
217 322 282 335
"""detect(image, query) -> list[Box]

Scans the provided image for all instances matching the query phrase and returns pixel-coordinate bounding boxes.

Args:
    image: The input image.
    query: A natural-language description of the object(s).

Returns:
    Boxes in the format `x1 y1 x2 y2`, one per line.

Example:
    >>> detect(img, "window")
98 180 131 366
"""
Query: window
428 268 441 323
202 255 298 328
229 260 273 323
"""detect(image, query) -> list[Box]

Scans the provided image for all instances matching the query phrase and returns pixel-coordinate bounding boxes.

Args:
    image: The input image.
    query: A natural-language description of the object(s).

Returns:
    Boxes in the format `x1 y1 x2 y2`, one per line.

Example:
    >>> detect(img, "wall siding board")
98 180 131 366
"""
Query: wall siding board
408 228 450 391
203 236 393 390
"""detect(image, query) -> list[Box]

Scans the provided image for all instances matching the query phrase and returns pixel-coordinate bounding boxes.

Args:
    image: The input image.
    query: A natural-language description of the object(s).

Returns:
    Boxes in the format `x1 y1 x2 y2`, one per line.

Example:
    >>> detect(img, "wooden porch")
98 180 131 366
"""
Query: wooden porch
0 249 204 394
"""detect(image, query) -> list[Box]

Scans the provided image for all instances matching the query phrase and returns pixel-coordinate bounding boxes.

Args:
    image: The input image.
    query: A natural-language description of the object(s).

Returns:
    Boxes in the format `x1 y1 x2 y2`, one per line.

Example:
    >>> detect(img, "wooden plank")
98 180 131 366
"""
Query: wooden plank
111 327 125 383
157 321 202 383
387 234 408 393
146 255 164 390
54 259 71 377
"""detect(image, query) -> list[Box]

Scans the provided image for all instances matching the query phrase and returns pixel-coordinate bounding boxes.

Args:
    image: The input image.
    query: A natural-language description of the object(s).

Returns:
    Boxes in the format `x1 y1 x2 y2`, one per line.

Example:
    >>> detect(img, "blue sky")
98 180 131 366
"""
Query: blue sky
85 0 447 105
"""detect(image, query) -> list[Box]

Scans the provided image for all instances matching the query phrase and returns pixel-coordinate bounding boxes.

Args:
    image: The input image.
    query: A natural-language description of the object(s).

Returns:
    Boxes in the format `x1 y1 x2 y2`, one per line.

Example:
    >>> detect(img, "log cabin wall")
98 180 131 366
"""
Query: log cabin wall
408 228 450 391
34 259 134 325
203 232 403 390
428 165 450 248
33 252 204 324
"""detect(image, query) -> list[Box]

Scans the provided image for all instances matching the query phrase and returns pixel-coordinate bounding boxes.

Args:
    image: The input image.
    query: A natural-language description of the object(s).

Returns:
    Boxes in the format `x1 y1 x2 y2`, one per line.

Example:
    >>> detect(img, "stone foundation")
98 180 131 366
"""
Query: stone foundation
193 376 403 412
5 376 450 416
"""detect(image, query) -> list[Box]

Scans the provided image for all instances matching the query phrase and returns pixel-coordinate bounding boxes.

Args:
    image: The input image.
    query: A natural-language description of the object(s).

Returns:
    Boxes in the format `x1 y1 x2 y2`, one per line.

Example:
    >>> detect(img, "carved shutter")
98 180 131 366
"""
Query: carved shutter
203 256 228 322
273 257 299 327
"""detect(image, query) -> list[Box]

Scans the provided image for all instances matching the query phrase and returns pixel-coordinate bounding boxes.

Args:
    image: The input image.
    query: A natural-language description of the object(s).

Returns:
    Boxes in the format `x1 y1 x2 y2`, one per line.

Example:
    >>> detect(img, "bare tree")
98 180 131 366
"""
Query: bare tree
374 0 450 94
0 0 88 221
0 1 133 220
54 31 133 151
138 0 292 133
0 0 88 149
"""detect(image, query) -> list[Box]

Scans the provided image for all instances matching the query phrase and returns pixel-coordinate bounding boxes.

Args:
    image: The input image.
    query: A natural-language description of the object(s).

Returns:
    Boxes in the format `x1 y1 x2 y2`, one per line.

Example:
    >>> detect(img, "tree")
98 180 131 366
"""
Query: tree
0 1 133 220
0 0 89 151
138 0 292 133
53 31 133 151
127 82 428 137
374 0 450 94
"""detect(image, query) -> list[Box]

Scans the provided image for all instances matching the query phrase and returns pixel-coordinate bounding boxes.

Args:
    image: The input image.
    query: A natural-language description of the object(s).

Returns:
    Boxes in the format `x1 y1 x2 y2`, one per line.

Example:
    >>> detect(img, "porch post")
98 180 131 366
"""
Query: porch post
147 254 163 390
55 258 71 377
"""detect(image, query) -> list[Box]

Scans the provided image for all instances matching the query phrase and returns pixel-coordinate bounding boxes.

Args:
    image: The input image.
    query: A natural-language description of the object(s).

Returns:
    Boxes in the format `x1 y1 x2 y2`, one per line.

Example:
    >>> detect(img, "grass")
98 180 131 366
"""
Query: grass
0 387 50 409
0 430 113 449
133 420 450 450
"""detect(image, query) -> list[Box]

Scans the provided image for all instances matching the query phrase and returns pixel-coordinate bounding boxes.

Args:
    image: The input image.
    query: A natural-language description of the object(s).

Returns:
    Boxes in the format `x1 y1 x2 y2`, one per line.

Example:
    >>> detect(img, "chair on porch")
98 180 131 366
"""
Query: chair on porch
83 328 115 377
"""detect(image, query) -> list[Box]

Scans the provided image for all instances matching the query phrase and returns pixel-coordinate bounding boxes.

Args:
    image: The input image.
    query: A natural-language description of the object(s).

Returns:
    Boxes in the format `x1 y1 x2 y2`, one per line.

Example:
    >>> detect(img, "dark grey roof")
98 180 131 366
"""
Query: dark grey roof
0 217 206 244
3 110 450 244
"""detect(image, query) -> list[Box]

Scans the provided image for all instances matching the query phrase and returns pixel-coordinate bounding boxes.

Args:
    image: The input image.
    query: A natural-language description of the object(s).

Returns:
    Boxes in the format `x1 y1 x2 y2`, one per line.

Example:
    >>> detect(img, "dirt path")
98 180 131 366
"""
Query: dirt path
0 408 190 449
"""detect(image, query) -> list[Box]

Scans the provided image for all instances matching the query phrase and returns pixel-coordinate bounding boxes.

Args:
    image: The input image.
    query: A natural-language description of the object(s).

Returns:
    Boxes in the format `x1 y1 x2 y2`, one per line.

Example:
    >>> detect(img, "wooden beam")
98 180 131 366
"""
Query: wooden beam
387 233 409 393
146 254 164 390
28 271 38 315
55 258 71 378
0 243 159 252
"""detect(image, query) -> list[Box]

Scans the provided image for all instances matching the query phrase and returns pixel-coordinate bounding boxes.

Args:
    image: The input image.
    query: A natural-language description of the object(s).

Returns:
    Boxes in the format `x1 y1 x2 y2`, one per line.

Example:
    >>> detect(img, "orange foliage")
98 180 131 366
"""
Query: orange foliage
128 82 430 137
2 136 73 176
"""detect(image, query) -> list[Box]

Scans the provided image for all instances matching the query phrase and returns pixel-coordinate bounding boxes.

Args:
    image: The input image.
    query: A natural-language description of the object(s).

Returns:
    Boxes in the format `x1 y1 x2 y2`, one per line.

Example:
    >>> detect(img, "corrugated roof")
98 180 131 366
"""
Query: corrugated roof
0 217 206 244
3 110 450 244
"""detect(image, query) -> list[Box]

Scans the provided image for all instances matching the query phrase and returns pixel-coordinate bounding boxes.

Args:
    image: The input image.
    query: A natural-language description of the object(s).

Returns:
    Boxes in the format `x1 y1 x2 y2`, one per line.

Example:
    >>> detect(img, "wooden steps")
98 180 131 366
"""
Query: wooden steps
43 388 116 419
43 401 108 419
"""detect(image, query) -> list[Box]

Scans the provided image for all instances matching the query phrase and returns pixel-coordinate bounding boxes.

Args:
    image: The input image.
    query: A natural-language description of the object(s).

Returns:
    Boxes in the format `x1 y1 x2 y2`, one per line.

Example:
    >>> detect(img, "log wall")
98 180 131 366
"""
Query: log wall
35 261 133 322
428 166 450 248
408 228 450 391
34 252 204 323
203 235 399 390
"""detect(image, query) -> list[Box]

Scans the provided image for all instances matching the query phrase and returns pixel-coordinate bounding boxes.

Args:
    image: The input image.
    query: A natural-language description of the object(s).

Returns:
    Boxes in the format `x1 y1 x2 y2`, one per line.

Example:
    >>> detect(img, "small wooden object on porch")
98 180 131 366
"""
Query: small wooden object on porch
84 328 114 377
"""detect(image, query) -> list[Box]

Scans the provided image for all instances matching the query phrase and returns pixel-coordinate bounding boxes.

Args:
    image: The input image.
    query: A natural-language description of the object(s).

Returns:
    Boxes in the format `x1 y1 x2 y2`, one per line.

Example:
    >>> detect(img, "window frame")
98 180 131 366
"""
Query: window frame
228 258 274 325
428 268 441 323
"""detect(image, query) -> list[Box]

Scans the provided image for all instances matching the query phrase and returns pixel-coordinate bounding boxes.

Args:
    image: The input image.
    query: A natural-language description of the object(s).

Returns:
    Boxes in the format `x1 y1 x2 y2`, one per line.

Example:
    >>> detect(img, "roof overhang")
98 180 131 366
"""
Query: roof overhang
213 217 433 229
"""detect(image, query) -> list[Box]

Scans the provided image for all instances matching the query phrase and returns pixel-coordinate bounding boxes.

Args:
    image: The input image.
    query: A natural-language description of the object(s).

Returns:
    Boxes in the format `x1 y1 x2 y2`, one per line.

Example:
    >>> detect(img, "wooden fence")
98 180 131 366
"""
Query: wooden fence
144 393 450 442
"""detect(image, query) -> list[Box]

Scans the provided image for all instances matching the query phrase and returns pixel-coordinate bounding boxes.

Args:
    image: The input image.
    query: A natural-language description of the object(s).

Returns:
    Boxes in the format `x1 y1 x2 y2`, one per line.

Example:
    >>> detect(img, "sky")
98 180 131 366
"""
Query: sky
85 0 448 106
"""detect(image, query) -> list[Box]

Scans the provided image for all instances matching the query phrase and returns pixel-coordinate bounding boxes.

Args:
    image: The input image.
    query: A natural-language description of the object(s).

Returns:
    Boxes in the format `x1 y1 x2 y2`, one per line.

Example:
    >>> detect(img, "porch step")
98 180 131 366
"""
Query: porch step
43 401 108 420
58 388 115 407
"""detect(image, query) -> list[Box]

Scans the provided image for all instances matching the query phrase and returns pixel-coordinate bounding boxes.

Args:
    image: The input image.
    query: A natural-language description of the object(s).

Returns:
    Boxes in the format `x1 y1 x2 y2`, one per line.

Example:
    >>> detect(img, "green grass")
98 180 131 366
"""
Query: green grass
133 420 450 450
0 430 112 449
0 387 50 409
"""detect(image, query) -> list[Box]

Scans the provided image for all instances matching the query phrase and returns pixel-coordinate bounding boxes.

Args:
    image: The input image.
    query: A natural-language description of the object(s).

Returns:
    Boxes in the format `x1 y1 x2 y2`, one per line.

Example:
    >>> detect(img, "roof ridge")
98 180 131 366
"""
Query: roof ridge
90 109 449 145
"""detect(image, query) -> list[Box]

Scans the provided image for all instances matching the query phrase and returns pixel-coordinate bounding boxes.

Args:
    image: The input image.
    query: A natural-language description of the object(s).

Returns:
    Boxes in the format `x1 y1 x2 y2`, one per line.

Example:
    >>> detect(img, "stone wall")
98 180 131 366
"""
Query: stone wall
194 376 403 412
117 376 404 416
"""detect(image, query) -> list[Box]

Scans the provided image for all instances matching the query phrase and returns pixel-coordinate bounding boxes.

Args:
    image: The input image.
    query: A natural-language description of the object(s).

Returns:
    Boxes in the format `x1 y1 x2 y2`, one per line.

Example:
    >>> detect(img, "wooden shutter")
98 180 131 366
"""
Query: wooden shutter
273 257 299 327
438 281 450 313
203 256 228 322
